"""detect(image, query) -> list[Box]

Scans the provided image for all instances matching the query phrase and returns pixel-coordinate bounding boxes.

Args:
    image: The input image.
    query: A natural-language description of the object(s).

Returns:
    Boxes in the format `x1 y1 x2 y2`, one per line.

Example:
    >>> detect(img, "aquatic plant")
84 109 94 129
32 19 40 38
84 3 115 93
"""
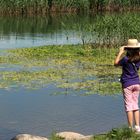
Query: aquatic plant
0 45 122 95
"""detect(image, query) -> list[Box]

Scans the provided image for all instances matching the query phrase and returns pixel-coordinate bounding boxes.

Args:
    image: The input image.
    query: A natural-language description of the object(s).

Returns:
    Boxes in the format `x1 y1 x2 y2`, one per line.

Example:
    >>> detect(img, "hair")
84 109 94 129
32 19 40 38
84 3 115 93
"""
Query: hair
126 48 140 62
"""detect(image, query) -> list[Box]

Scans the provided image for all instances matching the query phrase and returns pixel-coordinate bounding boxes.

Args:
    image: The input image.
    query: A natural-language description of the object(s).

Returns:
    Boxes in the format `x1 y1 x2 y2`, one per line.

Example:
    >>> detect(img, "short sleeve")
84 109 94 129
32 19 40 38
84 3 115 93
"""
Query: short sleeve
119 57 127 66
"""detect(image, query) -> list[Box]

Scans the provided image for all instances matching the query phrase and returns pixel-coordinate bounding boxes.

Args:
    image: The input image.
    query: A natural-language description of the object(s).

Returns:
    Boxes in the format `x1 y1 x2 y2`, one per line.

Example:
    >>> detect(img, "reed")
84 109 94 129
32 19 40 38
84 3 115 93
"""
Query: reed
0 0 49 15
0 0 140 15
71 12 140 47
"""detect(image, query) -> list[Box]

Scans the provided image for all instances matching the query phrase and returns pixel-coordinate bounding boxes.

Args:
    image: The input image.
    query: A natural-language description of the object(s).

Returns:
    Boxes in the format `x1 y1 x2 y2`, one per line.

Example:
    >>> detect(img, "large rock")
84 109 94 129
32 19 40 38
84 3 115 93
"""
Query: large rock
11 134 48 140
56 131 93 140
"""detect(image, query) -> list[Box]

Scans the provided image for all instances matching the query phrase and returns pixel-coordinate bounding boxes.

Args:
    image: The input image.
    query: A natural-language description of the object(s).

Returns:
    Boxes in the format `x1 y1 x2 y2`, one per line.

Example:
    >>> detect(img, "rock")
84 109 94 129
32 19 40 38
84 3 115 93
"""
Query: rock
56 131 93 140
11 134 48 140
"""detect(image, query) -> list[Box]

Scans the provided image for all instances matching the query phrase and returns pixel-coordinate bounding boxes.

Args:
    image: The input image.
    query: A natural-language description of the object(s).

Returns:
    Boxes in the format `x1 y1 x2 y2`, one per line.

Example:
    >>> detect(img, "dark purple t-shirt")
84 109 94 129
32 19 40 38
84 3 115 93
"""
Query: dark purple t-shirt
119 56 140 88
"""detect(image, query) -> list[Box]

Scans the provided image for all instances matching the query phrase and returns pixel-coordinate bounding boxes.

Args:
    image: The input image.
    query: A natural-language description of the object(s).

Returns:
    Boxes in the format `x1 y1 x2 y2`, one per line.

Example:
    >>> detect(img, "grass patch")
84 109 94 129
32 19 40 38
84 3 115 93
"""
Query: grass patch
49 133 64 140
93 126 140 140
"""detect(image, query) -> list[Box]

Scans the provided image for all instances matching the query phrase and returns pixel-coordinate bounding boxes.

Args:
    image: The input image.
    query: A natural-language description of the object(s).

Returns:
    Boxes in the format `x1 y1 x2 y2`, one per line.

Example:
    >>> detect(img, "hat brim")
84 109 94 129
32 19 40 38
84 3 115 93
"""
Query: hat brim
124 43 140 49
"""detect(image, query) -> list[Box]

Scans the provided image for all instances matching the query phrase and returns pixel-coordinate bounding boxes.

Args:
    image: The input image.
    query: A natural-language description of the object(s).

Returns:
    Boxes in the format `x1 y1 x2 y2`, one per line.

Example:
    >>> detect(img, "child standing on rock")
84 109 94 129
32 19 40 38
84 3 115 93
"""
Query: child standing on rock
114 39 140 132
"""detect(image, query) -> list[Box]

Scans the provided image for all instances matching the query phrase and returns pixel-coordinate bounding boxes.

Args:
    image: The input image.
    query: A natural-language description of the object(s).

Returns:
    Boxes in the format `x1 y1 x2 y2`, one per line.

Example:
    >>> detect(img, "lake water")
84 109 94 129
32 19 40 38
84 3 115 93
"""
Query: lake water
0 13 129 139
0 87 126 140
0 15 85 49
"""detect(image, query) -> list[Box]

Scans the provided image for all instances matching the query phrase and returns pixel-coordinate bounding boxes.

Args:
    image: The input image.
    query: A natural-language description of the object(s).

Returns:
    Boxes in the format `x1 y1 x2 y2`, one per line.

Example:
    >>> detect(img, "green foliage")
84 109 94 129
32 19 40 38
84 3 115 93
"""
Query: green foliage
0 0 48 8
49 127 140 140
49 133 64 140
93 126 140 140
54 0 89 9
8 45 85 59
71 12 140 46
0 0 140 14
106 127 140 140
0 0 48 14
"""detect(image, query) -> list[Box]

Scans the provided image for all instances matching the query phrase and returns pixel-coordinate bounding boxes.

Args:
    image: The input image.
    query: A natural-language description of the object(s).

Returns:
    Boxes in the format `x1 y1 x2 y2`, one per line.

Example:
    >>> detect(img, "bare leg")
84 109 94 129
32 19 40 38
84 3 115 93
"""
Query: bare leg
134 110 140 126
127 111 133 127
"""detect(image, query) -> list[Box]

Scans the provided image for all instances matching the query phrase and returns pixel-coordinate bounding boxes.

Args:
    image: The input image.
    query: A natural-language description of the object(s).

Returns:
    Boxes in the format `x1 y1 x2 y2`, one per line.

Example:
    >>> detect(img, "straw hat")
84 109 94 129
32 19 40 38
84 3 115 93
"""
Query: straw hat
124 39 140 49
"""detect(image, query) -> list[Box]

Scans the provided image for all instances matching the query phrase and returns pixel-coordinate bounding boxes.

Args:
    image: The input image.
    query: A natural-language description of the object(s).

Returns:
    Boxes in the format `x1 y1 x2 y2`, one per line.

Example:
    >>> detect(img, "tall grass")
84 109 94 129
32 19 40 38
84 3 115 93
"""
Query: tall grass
0 0 49 15
71 12 140 47
54 0 89 10
0 0 140 15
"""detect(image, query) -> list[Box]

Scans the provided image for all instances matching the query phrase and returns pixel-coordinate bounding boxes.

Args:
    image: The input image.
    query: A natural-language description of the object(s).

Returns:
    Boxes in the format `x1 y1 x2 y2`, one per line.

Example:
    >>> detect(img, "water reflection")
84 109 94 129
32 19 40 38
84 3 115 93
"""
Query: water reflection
0 32 82 49
0 15 84 49
0 12 140 49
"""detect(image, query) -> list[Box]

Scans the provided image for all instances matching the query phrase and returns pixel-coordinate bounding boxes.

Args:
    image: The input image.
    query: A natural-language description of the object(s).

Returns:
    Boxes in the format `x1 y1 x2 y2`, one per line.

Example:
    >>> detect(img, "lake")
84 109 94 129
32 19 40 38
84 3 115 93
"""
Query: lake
0 13 134 139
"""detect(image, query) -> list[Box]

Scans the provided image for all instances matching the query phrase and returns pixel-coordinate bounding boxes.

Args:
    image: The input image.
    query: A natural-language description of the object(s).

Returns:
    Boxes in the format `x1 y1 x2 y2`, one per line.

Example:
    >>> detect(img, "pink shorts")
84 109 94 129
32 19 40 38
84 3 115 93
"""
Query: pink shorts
123 84 140 112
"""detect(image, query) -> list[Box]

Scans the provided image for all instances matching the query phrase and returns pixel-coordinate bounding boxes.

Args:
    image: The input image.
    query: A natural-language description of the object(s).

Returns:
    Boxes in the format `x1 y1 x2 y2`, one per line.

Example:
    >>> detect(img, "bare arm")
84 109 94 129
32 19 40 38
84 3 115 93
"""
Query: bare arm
114 46 125 66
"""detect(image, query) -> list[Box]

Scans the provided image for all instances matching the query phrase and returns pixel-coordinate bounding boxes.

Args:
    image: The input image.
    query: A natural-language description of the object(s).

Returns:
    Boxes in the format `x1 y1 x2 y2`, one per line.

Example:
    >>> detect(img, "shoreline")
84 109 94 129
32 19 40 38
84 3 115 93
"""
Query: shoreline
11 126 140 140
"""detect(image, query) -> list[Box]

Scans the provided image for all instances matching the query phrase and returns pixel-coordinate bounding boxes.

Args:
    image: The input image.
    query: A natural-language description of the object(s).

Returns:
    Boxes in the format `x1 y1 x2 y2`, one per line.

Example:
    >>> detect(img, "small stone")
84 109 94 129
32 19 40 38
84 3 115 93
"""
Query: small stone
11 134 48 140
56 131 92 140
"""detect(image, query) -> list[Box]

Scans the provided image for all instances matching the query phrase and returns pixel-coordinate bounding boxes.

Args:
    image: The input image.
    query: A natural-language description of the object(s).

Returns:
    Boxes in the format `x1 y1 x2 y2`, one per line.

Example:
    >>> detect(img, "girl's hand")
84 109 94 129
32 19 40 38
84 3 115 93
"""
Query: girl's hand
114 46 125 66
119 46 125 54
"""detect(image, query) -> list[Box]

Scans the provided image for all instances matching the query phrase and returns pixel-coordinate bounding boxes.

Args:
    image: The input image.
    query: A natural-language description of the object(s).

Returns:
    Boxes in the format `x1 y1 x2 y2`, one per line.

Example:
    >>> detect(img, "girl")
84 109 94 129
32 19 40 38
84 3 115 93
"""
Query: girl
114 39 140 132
